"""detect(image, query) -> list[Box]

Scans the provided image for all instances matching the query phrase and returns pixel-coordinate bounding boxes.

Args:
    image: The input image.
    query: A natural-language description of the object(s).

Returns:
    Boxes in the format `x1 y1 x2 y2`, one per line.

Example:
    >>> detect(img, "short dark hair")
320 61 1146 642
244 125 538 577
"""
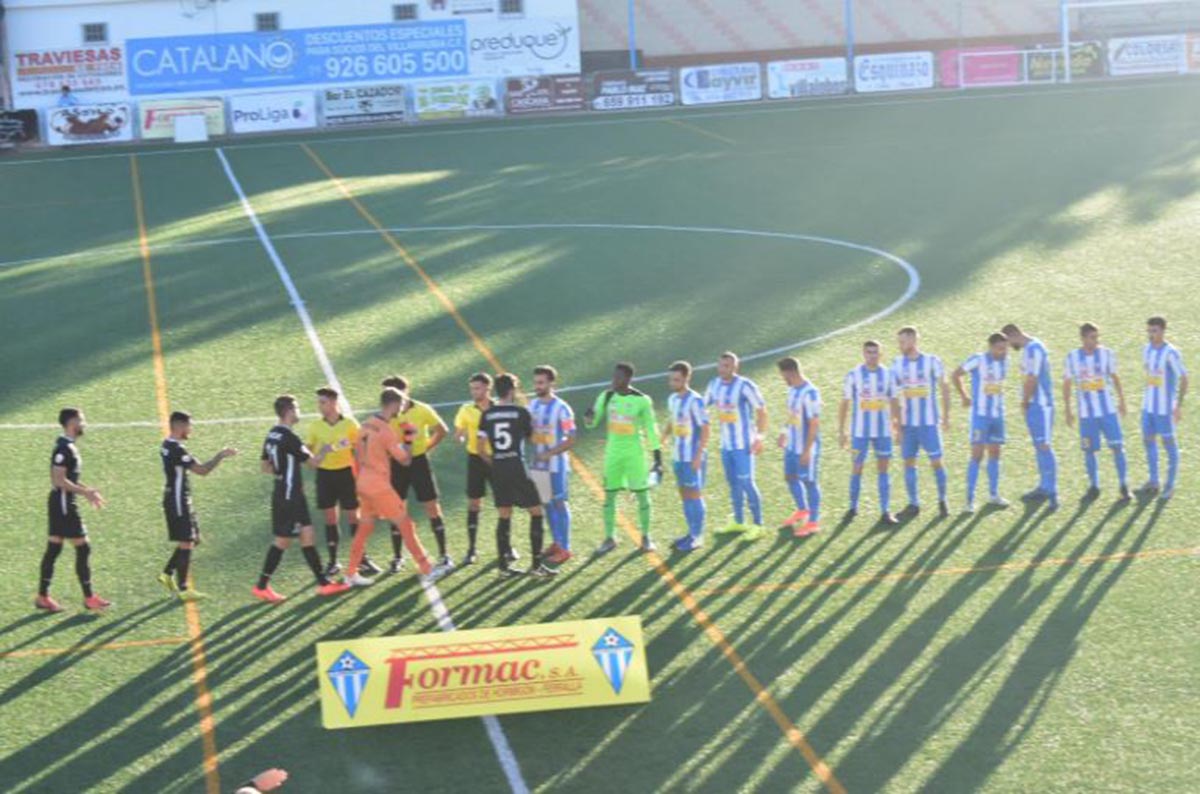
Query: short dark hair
863 340 881 351
169 411 192 426
382 375 409 392
381 387 404 407
1079 322 1099 336
58 408 80 427
615 362 635 378
776 356 800 374
315 386 339 401
494 373 518 398
274 394 297 418
1147 316 1167 330
897 326 918 337
988 332 1007 346
719 351 739 363
532 365 558 382
469 372 493 387
668 360 692 378
1000 323 1022 336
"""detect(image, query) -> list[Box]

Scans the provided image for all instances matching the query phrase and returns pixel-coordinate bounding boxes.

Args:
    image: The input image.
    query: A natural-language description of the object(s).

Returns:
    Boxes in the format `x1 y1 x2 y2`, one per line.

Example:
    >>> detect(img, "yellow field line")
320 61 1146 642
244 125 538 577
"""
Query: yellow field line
301 144 846 794
130 155 222 794
693 545 1200 598
665 117 738 146
0 635 190 660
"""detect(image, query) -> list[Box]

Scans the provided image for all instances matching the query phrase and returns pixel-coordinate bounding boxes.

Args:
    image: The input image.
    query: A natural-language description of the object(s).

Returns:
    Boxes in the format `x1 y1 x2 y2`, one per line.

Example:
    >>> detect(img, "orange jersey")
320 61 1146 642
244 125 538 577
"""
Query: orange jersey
356 415 407 493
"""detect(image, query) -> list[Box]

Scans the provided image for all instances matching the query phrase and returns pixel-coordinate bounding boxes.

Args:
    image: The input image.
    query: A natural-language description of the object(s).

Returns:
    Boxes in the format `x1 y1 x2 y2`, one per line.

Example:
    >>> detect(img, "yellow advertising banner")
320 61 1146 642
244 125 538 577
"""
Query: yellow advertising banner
316 615 651 729
138 98 226 139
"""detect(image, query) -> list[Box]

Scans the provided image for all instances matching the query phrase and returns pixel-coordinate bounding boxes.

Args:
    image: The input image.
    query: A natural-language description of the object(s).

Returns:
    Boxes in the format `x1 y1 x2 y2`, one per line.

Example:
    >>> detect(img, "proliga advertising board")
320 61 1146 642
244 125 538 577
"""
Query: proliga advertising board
1107 34 1187 75
678 62 762 106
323 83 408 126
46 104 133 146
854 52 934 93
938 47 1022 87
229 91 317 134
504 75 584 115
413 79 501 120
0 110 41 144
138 98 226 139
12 46 126 104
591 69 676 111
766 58 848 98
316 616 651 728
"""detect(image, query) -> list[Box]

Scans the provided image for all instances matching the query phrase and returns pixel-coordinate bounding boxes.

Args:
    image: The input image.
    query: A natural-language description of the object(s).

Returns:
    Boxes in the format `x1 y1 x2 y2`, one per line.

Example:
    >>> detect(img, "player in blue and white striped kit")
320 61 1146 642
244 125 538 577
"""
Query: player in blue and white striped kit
1063 322 1130 502
1003 324 1060 511
662 361 711 551
530 366 577 565
776 356 822 537
891 327 951 518
952 333 1011 513
1139 316 1188 500
838 340 901 526
705 352 769 541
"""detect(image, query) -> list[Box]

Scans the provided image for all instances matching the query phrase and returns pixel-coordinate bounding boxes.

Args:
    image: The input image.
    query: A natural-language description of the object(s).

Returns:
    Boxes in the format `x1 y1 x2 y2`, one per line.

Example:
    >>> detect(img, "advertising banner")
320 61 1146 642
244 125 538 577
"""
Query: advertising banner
323 83 408 126
316 616 651 728
413 79 501 120
0 110 41 144
766 58 848 99
591 69 676 111
1028 42 1104 81
229 91 317 134
1190 33 1200 72
504 75 584 115
854 52 935 93
939 47 1022 87
46 104 133 146
1107 34 1187 75
138 98 226 139
678 62 762 106
468 17 580 77
12 46 126 104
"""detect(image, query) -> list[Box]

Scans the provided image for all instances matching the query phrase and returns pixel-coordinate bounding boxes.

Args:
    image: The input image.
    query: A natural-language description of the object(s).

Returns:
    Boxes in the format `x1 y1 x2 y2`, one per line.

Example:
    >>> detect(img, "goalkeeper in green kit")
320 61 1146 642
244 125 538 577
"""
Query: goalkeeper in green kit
584 362 663 554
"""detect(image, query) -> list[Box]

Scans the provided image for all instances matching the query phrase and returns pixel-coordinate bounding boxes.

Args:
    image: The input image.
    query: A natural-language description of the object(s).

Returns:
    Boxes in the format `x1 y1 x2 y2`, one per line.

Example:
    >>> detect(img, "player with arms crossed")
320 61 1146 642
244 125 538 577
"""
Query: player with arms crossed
584 362 663 554
705 352 770 541
1003 324 1060 510
891 327 951 518
478 373 554 578
453 373 495 565
952 333 1011 514
35 408 110 613
777 357 822 537
839 340 901 526
661 361 710 552
530 366 577 565
252 395 351 603
1063 322 1130 502
1140 316 1188 501
158 411 237 602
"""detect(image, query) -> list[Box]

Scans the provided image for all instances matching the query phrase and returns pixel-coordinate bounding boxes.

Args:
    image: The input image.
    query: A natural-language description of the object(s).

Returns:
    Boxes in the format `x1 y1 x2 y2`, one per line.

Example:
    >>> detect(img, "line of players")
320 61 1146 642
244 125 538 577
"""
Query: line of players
34 318 1187 611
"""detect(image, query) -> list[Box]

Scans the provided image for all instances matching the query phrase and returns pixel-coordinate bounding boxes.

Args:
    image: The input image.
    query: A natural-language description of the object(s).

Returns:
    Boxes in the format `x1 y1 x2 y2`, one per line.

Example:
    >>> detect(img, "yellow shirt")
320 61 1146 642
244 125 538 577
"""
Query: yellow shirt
390 400 444 457
454 402 490 455
304 415 360 471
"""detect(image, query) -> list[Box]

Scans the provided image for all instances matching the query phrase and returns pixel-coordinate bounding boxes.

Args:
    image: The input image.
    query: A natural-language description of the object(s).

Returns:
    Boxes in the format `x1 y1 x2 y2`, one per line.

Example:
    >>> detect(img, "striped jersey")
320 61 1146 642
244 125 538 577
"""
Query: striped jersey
891 353 944 427
961 353 1007 418
783 381 821 453
1021 337 1054 408
1064 347 1119 419
530 395 576 473
843 365 896 439
1142 342 1187 416
704 375 766 451
667 388 709 463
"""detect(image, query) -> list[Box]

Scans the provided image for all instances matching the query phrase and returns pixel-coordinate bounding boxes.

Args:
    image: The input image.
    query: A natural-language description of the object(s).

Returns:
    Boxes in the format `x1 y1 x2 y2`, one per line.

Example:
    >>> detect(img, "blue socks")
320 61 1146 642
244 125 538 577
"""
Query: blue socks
682 497 707 538
904 466 919 506
728 477 744 524
986 457 1000 497
1113 447 1128 487
878 471 890 513
966 458 981 503
934 465 948 502
744 479 763 526
849 473 862 510
545 501 571 550
787 478 808 511
1038 447 1059 495
1084 450 1100 488
1165 440 1180 490
1145 440 1160 485
804 479 821 523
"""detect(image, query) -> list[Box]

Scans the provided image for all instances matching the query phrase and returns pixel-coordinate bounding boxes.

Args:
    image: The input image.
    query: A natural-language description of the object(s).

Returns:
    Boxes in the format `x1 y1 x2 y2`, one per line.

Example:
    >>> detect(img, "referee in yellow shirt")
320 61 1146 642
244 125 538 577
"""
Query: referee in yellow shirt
382 376 452 572
453 372 497 565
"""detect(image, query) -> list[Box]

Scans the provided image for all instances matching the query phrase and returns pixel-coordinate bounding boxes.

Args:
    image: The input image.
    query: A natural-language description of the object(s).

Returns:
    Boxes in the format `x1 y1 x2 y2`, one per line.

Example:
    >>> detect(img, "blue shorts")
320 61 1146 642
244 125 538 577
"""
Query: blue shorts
970 415 1006 445
673 456 707 490
851 436 892 464
784 444 821 482
720 448 756 485
1025 404 1054 446
1142 411 1176 440
1080 414 1123 450
901 426 943 460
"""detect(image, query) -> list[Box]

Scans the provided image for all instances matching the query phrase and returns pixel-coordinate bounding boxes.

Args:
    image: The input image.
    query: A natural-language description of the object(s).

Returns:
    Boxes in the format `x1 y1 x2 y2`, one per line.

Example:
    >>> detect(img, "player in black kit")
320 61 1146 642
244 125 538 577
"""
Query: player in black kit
477 373 556 579
35 408 111 613
254 395 351 602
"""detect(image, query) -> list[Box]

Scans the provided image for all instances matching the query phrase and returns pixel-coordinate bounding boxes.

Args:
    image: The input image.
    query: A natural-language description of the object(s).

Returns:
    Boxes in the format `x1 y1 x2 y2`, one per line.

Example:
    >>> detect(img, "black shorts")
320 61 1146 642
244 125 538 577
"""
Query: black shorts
390 454 440 503
466 453 491 500
48 491 86 539
316 467 358 511
163 495 199 543
491 461 540 509
272 491 312 537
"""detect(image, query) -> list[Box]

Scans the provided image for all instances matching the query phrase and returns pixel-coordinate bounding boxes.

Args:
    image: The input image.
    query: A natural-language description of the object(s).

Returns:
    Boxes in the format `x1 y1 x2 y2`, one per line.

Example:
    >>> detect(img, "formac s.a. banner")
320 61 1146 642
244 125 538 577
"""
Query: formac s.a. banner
316 615 651 728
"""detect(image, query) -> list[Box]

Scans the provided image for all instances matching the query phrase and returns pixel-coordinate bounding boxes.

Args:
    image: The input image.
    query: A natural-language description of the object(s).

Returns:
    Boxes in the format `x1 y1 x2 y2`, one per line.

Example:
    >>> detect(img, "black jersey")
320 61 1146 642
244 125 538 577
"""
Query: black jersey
50 435 80 501
262 424 310 500
478 404 533 463
161 437 195 514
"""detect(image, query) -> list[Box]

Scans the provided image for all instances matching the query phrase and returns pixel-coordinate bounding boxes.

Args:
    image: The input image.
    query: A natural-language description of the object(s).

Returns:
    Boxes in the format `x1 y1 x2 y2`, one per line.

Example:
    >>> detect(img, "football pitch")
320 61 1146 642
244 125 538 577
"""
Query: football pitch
1 78 1198 793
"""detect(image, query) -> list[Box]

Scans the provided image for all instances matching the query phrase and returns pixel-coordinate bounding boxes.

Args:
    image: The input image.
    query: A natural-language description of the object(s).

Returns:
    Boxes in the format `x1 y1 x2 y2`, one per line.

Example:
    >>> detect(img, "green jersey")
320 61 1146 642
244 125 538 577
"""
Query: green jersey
586 389 661 453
